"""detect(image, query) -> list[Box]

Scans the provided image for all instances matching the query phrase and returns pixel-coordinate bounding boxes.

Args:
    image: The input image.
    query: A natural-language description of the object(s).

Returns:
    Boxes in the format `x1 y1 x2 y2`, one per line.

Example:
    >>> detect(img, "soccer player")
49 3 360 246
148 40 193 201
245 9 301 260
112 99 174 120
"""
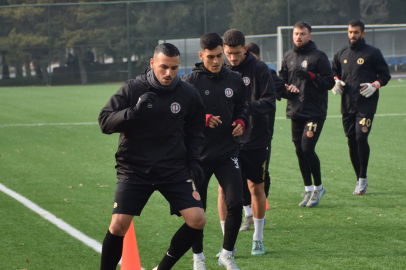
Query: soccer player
279 21 335 207
98 43 206 270
331 20 391 195
222 29 277 255
182 32 247 270
218 42 291 232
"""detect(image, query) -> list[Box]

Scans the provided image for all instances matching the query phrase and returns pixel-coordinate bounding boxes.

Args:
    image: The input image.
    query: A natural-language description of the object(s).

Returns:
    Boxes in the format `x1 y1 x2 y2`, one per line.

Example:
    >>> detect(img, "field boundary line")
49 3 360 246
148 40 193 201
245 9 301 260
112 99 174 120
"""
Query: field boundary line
0 182 102 253
1 113 405 127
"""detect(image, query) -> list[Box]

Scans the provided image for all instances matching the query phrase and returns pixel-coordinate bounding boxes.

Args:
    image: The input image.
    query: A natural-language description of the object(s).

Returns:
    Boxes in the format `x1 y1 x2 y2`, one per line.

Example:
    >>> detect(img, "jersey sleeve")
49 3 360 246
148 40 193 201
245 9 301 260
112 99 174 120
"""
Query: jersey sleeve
232 79 249 125
373 49 391 86
314 53 335 90
332 51 342 79
98 82 140 134
247 67 276 116
183 88 206 164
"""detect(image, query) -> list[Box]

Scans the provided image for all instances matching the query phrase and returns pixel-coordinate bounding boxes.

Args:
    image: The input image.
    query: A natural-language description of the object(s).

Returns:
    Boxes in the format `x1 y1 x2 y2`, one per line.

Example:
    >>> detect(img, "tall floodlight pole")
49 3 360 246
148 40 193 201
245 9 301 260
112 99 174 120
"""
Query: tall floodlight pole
127 3 132 80
204 0 207 33
287 0 291 26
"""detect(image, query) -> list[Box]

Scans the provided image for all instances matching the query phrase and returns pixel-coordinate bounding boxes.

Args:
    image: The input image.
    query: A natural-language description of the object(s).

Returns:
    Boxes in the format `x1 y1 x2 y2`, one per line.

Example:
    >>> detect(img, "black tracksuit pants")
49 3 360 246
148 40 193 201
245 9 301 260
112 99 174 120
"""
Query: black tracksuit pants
192 157 243 252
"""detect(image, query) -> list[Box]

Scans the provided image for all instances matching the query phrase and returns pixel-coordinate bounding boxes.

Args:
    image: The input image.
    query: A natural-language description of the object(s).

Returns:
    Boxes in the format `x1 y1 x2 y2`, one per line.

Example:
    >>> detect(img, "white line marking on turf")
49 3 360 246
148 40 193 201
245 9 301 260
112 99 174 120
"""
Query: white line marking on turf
0 122 97 127
274 113 406 120
1 113 405 127
0 182 103 253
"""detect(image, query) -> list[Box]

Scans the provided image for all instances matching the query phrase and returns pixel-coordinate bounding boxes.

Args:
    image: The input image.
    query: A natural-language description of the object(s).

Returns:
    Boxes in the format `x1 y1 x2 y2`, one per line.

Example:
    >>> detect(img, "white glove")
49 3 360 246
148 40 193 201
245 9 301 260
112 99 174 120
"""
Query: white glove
360 81 380 98
332 79 345 95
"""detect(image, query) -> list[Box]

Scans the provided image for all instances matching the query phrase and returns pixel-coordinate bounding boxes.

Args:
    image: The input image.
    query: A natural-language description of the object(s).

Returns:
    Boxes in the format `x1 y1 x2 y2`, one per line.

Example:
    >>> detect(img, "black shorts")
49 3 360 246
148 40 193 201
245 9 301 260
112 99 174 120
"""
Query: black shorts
342 113 375 137
112 180 203 217
291 118 325 142
239 146 270 184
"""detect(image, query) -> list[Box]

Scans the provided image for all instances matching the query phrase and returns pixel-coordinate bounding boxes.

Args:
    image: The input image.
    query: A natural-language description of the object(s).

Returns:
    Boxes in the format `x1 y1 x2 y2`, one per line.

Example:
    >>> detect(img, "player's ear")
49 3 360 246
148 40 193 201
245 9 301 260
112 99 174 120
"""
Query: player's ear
361 31 366 38
243 45 248 53
198 51 203 61
150 58 154 69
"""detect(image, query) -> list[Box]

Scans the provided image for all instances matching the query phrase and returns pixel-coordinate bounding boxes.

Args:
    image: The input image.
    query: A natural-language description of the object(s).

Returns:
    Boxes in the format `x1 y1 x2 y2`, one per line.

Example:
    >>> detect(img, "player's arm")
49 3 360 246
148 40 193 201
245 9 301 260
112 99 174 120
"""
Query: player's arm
273 69 298 100
360 50 391 98
231 80 248 136
313 53 335 91
374 49 391 87
184 89 206 164
331 52 345 95
98 82 151 134
246 67 276 116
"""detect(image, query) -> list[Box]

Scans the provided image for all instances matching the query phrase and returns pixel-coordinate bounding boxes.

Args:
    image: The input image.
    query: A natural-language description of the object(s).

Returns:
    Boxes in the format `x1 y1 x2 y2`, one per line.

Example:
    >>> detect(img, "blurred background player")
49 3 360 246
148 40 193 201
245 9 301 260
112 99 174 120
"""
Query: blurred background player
182 32 247 270
220 29 276 256
331 20 391 195
278 21 335 207
98 43 206 270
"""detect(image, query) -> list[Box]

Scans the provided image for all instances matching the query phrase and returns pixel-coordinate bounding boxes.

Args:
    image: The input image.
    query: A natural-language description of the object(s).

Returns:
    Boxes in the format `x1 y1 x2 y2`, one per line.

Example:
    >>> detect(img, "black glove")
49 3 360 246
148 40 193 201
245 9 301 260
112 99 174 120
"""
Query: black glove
296 70 311 81
189 161 205 188
134 92 157 114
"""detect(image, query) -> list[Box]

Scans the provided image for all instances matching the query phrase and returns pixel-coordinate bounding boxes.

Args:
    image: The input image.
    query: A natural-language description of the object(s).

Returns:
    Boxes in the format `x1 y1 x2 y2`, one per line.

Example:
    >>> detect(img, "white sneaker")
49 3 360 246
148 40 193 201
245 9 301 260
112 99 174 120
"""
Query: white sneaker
299 191 312 207
358 178 368 195
218 254 240 270
239 215 253 231
193 258 206 270
353 181 360 194
306 187 326 207
152 267 157 270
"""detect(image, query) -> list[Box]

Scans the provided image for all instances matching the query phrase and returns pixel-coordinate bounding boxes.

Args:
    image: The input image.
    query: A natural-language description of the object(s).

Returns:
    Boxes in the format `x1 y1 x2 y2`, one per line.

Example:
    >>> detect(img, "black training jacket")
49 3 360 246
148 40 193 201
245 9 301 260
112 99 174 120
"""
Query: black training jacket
98 68 205 185
225 51 276 150
182 63 248 161
332 38 391 114
279 40 335 119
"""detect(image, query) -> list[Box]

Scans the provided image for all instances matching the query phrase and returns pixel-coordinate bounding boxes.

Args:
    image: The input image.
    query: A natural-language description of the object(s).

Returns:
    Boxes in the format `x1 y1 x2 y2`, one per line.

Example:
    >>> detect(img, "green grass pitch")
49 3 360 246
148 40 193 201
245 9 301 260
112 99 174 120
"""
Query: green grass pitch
0 80 405 269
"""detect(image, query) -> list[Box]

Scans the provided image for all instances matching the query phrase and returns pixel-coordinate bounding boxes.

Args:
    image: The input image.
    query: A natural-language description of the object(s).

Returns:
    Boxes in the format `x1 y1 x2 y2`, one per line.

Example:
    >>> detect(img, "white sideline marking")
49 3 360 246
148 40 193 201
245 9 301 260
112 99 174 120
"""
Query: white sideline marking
1 113 406 127
274 113 406 120
0 122 97 128
0 183 103 254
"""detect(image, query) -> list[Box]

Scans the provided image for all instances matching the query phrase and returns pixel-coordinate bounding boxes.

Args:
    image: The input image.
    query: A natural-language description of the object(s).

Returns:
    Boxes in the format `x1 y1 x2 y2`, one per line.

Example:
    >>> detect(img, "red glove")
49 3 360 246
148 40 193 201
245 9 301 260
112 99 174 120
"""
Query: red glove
205 114 213 127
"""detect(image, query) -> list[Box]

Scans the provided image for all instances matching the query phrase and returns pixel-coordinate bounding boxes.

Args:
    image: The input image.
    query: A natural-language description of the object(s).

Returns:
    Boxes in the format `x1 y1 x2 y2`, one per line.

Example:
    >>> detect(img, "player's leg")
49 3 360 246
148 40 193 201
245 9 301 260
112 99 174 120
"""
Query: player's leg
343 113 362 193
292 119 313 206
217 185 227 235
354 114 375 195
157 179 206 270
240 174 253 231
190 165 214 269
100 183 152 270
301 119 326 207
215 157 243 268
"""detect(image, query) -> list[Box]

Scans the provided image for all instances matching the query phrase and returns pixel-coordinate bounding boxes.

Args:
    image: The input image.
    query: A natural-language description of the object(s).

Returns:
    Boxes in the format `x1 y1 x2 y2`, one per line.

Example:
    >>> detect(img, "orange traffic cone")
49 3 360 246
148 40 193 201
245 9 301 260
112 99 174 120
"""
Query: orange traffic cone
121 221 142 270
265 199 270 210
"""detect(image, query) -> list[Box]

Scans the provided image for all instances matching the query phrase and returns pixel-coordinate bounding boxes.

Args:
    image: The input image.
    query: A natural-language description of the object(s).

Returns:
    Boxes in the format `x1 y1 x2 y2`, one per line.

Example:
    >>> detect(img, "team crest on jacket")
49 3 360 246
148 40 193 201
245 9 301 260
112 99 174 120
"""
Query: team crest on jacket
170 102 181 114
357 58 364 65
225 88 234 98
242 77 250 86
301 60 308 68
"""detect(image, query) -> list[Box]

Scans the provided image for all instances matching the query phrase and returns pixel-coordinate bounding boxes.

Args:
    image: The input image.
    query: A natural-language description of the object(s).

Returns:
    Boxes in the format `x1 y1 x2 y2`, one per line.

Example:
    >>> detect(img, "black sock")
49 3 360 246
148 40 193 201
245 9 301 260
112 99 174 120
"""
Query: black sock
100 230 124 270
158 223 203 270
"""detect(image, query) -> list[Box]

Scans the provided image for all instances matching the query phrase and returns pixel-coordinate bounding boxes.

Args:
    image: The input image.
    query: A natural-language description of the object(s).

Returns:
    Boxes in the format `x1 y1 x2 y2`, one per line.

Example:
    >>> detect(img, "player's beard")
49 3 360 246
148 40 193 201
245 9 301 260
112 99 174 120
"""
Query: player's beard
349 37 362 49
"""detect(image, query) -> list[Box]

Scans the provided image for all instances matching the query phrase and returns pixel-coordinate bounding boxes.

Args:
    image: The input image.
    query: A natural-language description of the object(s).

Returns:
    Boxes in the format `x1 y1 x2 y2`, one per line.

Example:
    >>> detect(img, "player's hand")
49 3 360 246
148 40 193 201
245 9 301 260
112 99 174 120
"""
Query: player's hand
134 92 157 113
231 121 244 137
209 115 222 128
296 70 311 81
285 84 299 93
189 162 205 188
332 79 345 95
360 81 380 98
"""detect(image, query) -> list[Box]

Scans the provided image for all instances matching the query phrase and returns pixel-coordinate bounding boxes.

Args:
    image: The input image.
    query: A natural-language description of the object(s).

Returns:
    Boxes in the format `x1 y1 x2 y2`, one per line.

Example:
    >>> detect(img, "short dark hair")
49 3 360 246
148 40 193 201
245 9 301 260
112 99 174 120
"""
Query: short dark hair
246 42 260 57
200 32 223 50
348 20 365 32
154 43 180 57
293 21 312 33
223 29 245 47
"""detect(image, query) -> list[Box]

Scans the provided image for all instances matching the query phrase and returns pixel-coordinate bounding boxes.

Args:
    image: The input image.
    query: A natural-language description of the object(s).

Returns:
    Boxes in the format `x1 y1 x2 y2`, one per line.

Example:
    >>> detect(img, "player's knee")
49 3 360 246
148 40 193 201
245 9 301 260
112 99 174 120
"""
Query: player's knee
356 133 369 146
226 197 243 212
249 184 264 197
108 222 130 236
188 214 206 229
